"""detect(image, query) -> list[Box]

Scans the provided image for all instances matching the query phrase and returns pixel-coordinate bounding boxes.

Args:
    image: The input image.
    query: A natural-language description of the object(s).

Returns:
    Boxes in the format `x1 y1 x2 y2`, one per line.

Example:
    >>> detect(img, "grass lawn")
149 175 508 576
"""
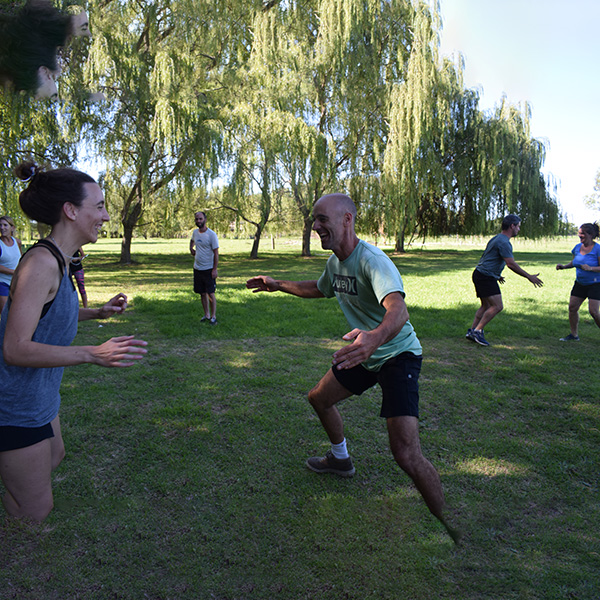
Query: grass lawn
1 235 598 600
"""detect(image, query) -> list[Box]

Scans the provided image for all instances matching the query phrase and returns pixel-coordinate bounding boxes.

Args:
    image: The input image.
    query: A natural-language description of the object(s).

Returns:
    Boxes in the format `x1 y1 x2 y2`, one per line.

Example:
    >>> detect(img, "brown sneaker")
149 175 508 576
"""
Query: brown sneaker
306 450 355 477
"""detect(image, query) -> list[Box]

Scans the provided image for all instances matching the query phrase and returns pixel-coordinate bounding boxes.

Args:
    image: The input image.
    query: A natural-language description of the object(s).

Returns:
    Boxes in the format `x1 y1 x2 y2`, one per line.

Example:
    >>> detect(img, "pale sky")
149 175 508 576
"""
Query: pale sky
438 0 600 225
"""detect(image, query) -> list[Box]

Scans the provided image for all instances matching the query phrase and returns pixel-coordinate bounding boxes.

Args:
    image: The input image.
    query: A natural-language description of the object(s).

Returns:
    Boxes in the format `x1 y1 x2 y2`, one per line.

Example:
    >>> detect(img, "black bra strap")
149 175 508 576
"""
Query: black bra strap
17 239 72 318
26 239 66 275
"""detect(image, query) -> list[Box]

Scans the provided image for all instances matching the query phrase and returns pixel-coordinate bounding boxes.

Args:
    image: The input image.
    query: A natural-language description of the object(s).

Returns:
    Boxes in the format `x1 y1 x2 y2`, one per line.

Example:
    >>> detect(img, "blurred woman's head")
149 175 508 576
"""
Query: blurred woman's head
579 223 600 242
0 216 14 239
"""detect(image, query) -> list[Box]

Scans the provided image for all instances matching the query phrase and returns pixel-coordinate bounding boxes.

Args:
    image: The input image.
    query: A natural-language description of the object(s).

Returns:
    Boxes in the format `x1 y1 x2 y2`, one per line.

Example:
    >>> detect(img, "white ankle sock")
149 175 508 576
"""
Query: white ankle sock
331 438 349 459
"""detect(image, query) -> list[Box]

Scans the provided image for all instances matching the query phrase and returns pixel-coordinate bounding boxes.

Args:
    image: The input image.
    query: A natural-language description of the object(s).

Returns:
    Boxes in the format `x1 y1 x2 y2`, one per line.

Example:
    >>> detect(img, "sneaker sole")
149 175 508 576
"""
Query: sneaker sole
305 460 355 477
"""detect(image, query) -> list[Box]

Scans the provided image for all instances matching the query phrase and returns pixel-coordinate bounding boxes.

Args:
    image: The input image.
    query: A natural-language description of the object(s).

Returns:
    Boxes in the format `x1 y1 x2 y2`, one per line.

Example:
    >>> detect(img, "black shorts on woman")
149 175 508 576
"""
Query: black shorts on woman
571 280 600 301
0 423 54 452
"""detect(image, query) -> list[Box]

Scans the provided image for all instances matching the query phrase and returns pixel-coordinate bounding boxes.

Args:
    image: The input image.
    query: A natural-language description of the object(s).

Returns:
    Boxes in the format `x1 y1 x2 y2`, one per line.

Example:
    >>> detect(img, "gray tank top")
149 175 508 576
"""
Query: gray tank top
0 242 79 427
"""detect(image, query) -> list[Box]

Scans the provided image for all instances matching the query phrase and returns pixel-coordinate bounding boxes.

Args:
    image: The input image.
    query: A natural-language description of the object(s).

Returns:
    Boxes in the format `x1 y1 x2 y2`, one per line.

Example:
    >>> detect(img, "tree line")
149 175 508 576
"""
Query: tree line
0 0 568 262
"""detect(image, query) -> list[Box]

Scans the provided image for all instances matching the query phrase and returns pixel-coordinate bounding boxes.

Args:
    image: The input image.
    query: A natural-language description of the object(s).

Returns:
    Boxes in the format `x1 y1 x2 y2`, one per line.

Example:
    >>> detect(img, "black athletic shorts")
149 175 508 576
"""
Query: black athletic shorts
332 352 422 418
571 280 600 301
472 268 501 298
0 422 54 452
193 268 216 294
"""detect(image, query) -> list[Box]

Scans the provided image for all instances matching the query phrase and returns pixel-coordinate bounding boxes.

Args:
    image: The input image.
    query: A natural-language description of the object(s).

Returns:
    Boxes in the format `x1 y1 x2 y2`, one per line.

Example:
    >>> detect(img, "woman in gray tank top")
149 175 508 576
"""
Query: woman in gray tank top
0 162 148 521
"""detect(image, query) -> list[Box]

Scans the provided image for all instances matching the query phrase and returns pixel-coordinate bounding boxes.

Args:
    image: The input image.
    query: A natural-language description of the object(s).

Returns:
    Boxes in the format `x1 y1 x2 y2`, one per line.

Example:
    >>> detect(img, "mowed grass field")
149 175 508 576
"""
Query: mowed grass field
1 235 598 600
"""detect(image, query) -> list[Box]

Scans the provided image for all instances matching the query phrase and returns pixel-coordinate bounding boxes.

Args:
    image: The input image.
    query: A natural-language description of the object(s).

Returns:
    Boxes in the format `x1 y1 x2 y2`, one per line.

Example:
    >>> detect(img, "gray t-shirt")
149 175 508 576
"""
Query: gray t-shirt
191 228 219 270
476 233 513 279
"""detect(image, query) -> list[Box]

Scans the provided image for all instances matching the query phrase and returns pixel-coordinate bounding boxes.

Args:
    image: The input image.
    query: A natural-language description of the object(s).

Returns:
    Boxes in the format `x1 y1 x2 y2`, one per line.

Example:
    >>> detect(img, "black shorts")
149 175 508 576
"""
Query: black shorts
332 352 422 418
472 269 501 298
193 268 216 294
0 422 54 452
571 281 600 301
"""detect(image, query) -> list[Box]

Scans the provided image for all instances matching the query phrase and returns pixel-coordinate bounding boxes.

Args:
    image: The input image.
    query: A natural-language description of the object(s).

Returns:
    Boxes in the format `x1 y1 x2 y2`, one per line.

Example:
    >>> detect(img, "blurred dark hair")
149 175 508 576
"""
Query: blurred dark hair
15 161 96 225
0 0 71 93
580 223 600 240
501 214 521 230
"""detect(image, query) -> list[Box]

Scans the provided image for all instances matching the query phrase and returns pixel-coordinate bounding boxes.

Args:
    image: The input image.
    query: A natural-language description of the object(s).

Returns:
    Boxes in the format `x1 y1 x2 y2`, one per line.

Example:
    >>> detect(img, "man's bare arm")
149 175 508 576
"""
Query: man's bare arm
246 275 324 298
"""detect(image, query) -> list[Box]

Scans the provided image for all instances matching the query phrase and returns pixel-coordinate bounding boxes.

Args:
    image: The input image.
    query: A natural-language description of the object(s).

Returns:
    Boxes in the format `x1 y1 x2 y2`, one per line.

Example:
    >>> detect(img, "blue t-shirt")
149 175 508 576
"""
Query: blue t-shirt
317 240 422 372
572 242 600 285
476 233 513 279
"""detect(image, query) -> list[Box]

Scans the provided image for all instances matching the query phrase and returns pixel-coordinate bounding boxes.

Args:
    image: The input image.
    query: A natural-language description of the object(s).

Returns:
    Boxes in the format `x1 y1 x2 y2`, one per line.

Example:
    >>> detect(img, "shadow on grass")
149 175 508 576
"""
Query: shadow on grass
3 336 592 599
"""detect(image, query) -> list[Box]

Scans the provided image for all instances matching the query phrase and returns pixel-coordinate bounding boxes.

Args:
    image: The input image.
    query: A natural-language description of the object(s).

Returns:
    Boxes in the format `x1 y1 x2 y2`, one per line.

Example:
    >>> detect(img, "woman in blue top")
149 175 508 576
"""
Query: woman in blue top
556 222 600 341
0 161 147 521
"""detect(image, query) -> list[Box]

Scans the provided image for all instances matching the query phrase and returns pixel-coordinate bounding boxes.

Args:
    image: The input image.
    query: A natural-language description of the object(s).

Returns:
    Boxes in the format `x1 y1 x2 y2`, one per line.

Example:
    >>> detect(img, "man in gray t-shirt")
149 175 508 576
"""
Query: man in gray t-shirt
190 211 219 324
467 214 543 346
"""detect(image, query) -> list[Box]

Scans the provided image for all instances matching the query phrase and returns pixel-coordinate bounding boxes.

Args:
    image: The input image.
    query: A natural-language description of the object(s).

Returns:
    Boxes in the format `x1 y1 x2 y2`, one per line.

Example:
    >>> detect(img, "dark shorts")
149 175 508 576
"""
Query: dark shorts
472 269 501 298
0 281 9 297
193 268 216 294
332 352 422 418
0 422 54 452
571 281 600 301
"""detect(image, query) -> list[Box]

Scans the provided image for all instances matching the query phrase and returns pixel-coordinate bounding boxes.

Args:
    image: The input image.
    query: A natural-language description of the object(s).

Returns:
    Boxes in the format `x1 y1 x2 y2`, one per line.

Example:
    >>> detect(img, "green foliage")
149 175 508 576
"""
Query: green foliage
382 4 560 250
1 0 567 258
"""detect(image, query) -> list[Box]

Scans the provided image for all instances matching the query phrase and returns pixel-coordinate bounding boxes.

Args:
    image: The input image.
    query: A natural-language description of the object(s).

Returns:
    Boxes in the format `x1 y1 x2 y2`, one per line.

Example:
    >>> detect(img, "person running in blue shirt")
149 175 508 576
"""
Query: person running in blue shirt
467 214 543 346
556 222 600 341
246 193 460 543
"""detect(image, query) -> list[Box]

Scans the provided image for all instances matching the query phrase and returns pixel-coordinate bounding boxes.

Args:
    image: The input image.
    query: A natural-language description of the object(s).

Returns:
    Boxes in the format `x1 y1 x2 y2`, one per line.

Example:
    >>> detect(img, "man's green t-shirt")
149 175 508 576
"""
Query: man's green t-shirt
317 240 422 372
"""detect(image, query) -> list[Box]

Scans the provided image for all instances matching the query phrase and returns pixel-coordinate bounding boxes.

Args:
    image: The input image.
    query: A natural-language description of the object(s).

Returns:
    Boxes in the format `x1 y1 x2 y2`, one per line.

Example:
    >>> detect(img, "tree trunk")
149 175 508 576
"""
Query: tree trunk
301 217 312 257
119 182 143 264
395 228 405 253
250 225 263 259
121 225 133 264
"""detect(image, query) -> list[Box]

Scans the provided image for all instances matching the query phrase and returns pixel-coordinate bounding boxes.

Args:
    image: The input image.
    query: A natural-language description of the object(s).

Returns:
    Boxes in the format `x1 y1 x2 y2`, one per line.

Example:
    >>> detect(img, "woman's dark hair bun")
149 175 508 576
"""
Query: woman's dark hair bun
14 160 39 182
14 162 96 225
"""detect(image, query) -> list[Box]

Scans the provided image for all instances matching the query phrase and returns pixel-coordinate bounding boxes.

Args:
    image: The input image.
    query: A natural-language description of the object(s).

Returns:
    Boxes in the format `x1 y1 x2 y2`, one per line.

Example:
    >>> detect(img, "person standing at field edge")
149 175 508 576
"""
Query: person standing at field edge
190 211 219 325
467 214 543 346
246 193 461 544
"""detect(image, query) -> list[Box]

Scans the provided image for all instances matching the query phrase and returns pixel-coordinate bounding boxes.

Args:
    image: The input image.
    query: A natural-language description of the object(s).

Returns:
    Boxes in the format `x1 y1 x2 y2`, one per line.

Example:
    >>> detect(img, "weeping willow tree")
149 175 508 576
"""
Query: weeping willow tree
216 7 296 258
383 2 559 250
382 1 443 251
238 0 413 256
80 0 258 263
480 99 559 236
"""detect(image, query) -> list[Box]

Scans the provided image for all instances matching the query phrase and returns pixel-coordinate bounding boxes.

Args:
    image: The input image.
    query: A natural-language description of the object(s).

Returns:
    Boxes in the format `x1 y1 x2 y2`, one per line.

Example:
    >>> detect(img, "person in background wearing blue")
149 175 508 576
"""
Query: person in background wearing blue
0 215 22 313
466 214 543 347
556 222 600 341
